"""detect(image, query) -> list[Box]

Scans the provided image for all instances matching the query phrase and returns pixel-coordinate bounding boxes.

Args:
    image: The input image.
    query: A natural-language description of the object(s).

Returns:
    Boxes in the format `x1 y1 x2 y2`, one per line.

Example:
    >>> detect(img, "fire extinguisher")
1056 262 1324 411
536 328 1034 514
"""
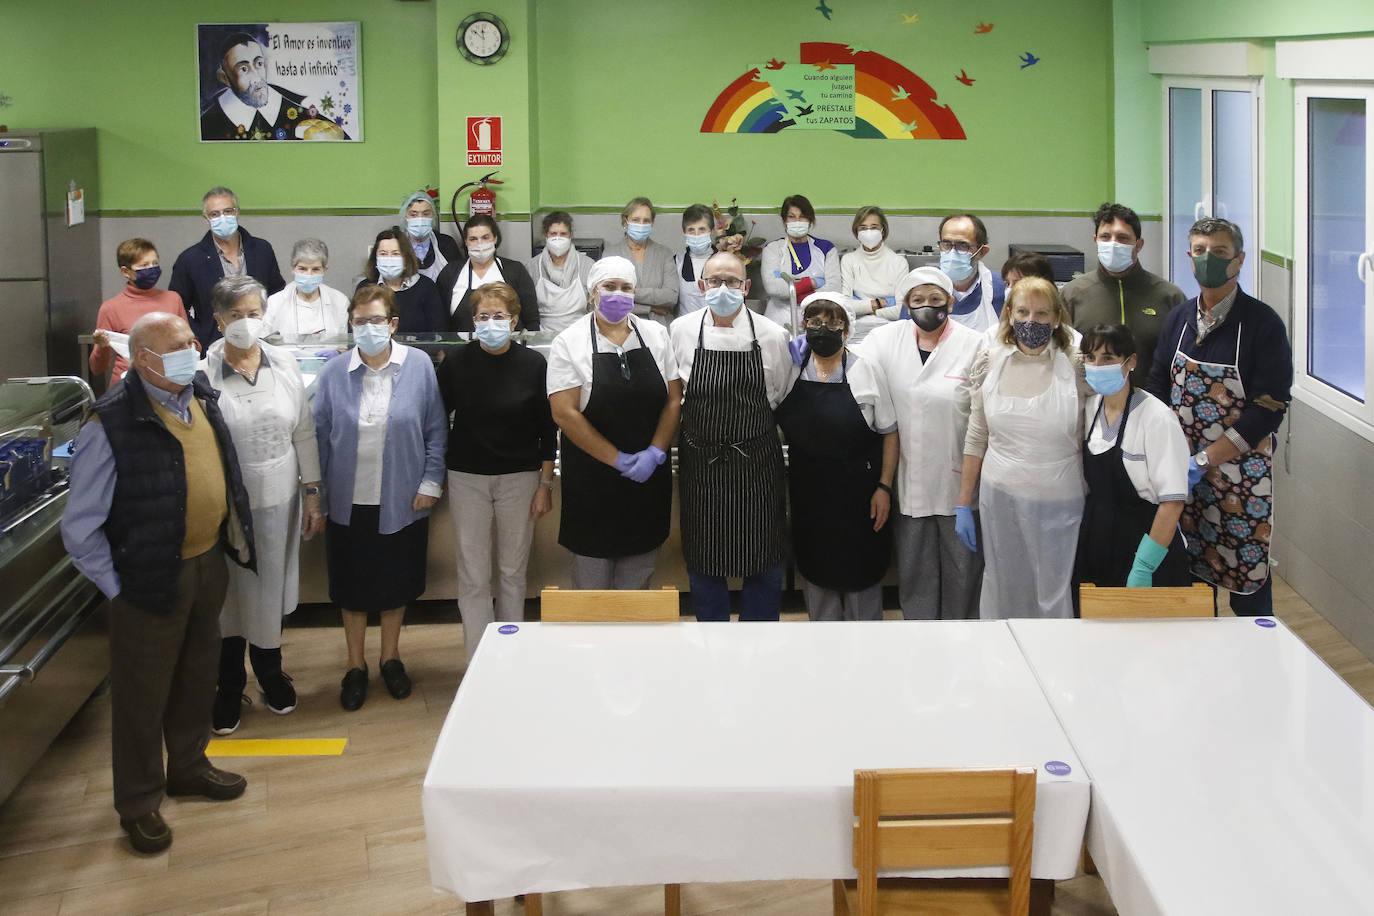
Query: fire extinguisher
451 171 502 226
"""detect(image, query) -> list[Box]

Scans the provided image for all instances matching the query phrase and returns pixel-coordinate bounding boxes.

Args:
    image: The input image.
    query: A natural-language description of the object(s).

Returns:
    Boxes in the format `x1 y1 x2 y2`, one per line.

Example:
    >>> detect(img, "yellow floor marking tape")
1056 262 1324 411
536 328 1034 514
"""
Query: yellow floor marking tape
206 738 347 756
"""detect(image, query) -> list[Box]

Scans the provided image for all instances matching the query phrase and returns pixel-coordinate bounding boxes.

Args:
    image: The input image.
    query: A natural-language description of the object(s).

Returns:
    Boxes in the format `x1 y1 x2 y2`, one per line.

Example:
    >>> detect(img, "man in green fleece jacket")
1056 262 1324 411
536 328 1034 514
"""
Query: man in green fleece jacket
1062 202 1185 386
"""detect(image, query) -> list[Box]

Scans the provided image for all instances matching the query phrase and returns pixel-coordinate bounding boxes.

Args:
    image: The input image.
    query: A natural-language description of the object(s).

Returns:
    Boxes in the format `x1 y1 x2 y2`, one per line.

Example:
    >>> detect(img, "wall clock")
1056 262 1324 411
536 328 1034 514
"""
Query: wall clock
456 12 510 66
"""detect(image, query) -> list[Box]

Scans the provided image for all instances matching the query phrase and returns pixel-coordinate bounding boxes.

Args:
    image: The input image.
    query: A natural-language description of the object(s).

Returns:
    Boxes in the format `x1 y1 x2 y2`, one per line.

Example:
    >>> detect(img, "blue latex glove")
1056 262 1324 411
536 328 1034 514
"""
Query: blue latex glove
1187 455 1206 489
622 449 658 483
315 348 345 361
788 334 810 366
954 505 978 553
883 295 897 308
646 445 667 466
1126 535 1169 588
613 451 636 475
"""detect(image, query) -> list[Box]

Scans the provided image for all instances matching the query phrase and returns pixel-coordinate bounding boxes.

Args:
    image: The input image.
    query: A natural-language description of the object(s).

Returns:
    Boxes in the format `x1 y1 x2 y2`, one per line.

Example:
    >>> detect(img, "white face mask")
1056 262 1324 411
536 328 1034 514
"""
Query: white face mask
469 242 496 263
544 236 572 257
223 316 264 349
857 228 884 249
376 255 405 279
786 220 811 239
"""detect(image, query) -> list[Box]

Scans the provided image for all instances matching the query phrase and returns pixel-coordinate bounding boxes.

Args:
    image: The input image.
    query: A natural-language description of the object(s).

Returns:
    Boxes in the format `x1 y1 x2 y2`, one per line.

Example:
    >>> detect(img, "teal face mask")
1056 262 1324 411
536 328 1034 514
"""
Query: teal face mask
1191 251 1237 289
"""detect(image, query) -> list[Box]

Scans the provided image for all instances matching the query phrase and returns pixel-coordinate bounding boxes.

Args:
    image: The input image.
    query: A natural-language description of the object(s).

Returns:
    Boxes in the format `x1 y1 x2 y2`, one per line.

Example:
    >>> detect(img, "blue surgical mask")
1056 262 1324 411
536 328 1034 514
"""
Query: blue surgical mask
705 285 744 316
143 346 198 386
209 214 238 239
939 249 975 283
1096 240 1135 274
406 217 432 240
626 222 652 243
294 272 323 294
475 318 512 350
685 233 714 256
376 256 405 279
1085 362 1129 396
352 322 392 356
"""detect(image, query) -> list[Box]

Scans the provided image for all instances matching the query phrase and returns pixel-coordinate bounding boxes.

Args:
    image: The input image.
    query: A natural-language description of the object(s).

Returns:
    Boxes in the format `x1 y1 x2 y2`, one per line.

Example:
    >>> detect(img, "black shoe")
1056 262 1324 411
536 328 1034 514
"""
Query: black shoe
380 659 412 700
212 691 249 736
340 666 368 711
167 766 247 801
121 810 172 854
261 671 297 715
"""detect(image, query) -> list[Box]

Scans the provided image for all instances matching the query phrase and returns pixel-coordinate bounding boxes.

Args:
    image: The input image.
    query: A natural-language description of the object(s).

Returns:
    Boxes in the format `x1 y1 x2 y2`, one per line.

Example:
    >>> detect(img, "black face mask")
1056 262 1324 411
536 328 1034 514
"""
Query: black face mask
805 325 844 358
912 306 948 332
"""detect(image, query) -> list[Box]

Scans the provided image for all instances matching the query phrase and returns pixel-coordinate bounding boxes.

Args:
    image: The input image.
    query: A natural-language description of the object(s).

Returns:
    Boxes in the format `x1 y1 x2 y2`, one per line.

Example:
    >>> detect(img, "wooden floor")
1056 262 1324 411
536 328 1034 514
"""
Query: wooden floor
0 576 1368 915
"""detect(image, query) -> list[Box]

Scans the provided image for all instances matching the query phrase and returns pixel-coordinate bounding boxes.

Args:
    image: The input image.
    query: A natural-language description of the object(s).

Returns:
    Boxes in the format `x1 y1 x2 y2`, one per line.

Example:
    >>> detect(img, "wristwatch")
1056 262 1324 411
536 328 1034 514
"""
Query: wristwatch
538 478 555 490
1194 451 1209 469
304 485 322 496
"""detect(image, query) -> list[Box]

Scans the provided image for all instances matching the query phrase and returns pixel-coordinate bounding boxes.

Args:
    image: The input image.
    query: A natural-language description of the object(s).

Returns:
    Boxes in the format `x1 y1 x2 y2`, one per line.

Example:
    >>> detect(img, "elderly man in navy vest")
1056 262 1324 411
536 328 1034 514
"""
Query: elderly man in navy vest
62 311 257 855
169 186 285 350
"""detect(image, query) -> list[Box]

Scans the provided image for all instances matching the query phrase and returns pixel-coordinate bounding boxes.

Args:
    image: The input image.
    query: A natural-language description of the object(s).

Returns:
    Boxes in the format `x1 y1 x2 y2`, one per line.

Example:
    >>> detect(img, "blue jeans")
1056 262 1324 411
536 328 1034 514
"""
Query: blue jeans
1225 575 1273 617
688 565 783 622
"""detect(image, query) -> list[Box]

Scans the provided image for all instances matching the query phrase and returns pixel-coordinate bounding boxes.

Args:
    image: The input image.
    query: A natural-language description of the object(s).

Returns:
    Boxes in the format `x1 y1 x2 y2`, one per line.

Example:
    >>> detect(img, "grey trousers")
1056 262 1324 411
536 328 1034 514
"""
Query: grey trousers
448 470 540 662
798 574 884 621
895 513 983 620
569 549 659 590
109 548 226 820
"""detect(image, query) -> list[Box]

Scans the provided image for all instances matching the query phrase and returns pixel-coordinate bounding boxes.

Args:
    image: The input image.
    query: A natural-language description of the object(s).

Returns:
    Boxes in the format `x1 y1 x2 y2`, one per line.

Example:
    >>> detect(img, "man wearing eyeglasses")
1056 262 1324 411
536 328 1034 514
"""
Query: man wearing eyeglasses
669 252 793 621
62 311 257 855
937 213 1005 333
170 186 286 351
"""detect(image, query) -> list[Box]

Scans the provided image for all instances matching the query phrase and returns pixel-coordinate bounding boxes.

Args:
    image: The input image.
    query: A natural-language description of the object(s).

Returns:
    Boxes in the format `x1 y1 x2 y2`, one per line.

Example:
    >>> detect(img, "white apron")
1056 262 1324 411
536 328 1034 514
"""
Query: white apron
204 345 307 646
450 259 505 316
977 345 1085 619
676 252 708 315
949 262 1002 334
766 237 830 329
534 252 589 334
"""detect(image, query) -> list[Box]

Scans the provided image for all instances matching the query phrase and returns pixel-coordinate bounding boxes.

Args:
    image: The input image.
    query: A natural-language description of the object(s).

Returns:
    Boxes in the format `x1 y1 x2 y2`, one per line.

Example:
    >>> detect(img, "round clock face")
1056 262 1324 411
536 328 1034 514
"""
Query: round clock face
464 20 502 58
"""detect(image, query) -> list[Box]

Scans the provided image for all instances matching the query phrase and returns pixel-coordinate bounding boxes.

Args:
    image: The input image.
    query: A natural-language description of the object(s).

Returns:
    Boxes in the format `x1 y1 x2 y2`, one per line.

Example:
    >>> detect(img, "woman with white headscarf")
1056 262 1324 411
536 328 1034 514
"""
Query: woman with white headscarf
547 256 682 589
399 190 463 282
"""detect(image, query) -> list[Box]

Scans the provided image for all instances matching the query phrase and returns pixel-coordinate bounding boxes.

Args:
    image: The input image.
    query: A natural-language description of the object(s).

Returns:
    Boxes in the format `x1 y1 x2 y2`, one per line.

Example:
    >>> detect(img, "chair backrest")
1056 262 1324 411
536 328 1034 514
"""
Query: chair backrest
1078 583 1215 619
852 767 1036 916
539 586 680 622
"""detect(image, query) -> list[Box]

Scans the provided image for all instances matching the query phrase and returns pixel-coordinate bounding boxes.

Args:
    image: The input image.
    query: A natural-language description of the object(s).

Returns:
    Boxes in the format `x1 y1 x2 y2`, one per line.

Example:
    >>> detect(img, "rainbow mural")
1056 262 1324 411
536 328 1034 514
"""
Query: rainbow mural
700 42 965 140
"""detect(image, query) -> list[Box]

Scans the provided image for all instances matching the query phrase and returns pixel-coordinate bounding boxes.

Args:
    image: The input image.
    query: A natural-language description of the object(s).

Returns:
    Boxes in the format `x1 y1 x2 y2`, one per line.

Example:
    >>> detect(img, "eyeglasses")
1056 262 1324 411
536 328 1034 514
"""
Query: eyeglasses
804 319 846 332
350 316 392 327
474 313 511 322
936 239 978 254
702 276 745 289
616 349 631 381
205 206 239 220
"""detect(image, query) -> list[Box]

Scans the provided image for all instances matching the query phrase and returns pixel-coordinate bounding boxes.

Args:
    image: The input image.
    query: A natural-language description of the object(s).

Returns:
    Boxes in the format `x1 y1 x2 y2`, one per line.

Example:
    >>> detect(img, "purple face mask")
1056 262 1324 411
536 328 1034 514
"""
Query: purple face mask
597 291 635 323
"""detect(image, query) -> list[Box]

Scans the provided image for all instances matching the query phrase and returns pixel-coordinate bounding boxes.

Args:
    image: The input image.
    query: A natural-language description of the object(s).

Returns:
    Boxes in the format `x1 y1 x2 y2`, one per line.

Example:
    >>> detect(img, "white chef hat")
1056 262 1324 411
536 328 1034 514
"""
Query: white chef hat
588 255 637 289
895 266 954 307
799 290 856 328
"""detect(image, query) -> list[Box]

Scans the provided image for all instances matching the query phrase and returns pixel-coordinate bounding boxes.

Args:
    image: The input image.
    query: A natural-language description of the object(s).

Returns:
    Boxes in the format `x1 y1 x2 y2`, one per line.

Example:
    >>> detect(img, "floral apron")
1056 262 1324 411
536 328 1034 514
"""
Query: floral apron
1169 323 1273 595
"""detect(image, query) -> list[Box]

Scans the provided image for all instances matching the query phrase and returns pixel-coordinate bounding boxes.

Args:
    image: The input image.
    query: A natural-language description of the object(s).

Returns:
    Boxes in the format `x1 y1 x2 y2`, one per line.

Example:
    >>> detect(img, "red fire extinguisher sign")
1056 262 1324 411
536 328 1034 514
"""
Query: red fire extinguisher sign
466 117 502 166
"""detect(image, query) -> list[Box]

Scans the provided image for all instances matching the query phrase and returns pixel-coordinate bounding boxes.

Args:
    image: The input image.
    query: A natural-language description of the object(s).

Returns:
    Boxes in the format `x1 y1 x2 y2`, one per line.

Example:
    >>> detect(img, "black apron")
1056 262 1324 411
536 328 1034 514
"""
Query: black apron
1075 390 1190 587
679 311 786 577
775 352 890 591
557 316 672 558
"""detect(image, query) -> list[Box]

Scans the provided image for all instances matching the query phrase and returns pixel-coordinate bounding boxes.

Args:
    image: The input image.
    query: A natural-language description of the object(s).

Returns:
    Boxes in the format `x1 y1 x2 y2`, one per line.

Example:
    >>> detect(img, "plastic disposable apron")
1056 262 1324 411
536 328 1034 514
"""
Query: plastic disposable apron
416 233 450 283
533 253 587 334
978 345 1085 619
677 252 707 315
949 262 1001 334
557 317 671 558
678 311 786 577
1168 323 1273 594
775 352 889 591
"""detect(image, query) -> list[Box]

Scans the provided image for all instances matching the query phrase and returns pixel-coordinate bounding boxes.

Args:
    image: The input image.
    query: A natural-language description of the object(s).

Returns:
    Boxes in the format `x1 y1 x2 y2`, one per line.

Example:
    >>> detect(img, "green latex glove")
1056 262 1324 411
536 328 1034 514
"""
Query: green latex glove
1126 534 1169 588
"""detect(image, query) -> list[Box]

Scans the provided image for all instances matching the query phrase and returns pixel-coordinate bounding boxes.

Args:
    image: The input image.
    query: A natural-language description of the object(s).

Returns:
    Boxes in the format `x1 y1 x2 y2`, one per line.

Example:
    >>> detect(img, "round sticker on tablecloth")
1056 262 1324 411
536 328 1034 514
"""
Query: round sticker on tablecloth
1255 618 1276 628
1044 760 1072 776
497 624 519 635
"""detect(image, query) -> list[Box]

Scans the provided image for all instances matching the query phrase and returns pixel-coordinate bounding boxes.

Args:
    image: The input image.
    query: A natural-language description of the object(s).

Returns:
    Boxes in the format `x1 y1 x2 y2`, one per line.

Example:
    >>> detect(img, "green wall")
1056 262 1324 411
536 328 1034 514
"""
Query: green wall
0 0 438 214
1140 1 1374 42
531 0 1116 214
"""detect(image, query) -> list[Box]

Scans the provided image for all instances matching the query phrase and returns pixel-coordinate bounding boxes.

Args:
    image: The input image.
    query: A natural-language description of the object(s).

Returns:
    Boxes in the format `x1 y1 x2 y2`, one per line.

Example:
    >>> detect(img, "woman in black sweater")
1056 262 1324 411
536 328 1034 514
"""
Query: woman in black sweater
436 214 540 332
435 281 556 662
357 227 447 333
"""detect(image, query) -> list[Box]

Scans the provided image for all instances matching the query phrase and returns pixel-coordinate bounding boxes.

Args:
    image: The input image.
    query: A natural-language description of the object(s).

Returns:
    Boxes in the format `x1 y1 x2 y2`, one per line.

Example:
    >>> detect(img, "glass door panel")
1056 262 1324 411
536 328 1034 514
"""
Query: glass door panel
1213 89 1256 293
1169 87 1203 297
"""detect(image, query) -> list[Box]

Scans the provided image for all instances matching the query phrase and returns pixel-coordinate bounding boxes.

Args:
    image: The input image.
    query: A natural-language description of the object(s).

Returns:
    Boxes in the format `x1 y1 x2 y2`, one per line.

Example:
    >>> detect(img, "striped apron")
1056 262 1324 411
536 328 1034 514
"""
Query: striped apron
678 311 786 577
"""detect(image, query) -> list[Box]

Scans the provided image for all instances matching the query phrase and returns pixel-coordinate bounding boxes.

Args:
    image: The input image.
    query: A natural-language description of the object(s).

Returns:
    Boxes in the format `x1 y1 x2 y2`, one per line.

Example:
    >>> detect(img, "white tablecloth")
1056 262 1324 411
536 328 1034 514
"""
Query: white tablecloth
423 621 1089 900
1010 617 1374 916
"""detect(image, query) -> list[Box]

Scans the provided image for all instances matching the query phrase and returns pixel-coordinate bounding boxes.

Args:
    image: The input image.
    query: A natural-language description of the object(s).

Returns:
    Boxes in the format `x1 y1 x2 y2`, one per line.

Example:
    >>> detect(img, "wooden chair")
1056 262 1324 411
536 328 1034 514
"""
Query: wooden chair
833 767 1037 916
539 586 681 622
1078 583 1215 619
522 586 682 916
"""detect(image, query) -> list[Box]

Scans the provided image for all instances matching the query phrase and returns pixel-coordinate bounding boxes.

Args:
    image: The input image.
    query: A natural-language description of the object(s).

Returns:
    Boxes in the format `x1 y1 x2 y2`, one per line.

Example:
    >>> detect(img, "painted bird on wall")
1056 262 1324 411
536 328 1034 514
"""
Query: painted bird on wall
787 89 807 102
955 69 975 86
796 105 814 116
891 85 910 101
1020 52 1041 68
766 58 785 70
816 0 833 20
902 13 919 23
975 22 994 34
